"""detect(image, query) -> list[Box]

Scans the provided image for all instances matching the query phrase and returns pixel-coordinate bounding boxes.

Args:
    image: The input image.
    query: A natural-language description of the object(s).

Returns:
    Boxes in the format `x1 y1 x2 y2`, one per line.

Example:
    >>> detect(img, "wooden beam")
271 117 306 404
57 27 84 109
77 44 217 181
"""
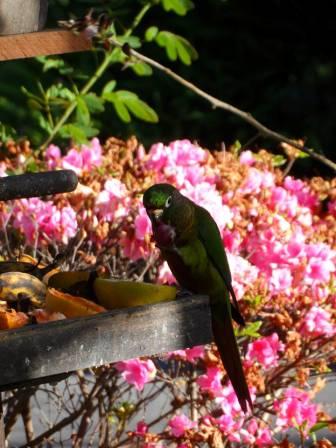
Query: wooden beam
0 296 212 390
0 29 91 61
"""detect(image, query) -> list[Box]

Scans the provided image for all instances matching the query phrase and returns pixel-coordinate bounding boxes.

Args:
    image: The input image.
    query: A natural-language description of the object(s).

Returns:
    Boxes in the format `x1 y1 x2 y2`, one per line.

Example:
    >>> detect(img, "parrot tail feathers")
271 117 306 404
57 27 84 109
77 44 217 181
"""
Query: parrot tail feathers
211 311 253 414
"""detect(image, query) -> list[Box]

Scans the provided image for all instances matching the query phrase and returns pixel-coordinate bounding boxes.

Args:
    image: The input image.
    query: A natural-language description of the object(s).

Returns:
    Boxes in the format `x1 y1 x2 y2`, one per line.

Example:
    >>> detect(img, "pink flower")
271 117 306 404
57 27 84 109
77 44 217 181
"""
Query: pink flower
134 205 152 240
269 267 292 295
95 178 129 221
13 199 77 244
134 420 147 436
158 262 176 284
61 148 83 175
239 150 255 166
246 333 284 368
216 414 243 442
274 387 318 431
168 345 204 362
45 144 61 169
81 137 102 170
115 358 156 391
181 182 232 231
197 367 223 395
244 419 273 446
168 414 196 437
238 168 274 194
300 306 335 337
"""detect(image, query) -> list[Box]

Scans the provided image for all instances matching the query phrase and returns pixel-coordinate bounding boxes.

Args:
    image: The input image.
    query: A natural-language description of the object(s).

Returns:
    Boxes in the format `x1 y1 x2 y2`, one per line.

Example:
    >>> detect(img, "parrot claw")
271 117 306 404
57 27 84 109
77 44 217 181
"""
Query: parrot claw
176 289 194 298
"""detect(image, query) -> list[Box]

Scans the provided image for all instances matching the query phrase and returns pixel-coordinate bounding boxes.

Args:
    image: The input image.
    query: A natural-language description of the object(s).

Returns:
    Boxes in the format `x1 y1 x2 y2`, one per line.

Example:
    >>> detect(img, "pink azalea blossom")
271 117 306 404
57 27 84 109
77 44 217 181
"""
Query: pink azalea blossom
13 199 77 244
115 358 156 391
61 148 83 175
168 414 196 437
269 267 293 295
197 367 223 395
239 150 255 166
274 387 318 432
121 234 150 261
81 137 102 170
45 144 62 169
95 178 129 221
300 306 335 337
243 419 273 446
246 333 284 368
134 420 148 436
158 262 176 284
134 205 152 240
238 168 274 194
169 345 204 362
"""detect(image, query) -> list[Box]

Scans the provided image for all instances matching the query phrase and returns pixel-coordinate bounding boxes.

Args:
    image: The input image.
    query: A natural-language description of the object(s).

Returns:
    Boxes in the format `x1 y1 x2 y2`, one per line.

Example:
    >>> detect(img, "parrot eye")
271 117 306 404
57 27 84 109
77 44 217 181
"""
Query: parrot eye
165 196 172 208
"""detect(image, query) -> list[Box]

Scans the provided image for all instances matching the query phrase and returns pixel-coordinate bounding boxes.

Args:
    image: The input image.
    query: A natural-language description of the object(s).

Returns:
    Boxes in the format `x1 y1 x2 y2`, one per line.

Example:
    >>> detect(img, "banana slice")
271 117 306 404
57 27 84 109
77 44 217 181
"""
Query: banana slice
0 271 47 307
93 279 177 309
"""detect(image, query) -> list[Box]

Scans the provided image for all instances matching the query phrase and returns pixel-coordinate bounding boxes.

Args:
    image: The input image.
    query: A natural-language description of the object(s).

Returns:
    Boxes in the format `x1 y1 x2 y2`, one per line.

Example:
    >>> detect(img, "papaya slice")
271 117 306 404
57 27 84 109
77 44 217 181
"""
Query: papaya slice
0 309 29 330
45 288 106 318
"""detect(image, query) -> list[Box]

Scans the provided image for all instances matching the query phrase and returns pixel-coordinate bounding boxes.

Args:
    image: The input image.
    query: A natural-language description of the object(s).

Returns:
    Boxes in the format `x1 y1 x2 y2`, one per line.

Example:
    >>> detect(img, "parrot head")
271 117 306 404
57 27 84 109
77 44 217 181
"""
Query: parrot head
143 183 196 245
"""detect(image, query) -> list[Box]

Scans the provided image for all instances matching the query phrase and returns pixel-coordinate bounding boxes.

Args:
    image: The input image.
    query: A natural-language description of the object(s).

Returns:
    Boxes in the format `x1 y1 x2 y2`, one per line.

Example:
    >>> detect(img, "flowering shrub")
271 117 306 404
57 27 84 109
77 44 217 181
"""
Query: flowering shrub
0 137 335 447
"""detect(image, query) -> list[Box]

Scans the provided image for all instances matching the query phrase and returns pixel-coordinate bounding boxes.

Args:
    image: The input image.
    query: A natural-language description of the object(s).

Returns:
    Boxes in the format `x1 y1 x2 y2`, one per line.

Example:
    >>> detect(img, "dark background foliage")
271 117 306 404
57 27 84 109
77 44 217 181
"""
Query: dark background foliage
0 0 335 167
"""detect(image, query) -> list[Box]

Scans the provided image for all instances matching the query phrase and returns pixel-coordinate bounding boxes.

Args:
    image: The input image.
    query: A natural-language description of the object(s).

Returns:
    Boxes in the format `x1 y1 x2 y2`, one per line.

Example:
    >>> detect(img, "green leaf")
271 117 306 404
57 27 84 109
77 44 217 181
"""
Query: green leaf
117 35 142 49
102 80 117 96
115 90 158 123
272 154 287 167
76 96 90 125
155 31 197 64
297 150 310 159
113 100 131 123
309 422 329 433
236 321 262 338
145 26 159 42
82 93 105 113
59 123 99 143
131 62 153 76
161 0 194 15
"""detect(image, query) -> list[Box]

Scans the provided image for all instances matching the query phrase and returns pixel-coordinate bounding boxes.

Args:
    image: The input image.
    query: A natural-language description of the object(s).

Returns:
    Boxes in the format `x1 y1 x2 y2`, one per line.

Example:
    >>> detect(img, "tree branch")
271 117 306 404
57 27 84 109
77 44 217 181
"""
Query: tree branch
110 37 336 172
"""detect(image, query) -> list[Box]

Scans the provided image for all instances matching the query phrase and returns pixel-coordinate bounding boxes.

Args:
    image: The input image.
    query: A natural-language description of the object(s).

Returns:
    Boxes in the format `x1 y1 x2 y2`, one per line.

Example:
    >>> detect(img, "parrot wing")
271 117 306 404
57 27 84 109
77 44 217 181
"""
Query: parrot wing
196 204 245 326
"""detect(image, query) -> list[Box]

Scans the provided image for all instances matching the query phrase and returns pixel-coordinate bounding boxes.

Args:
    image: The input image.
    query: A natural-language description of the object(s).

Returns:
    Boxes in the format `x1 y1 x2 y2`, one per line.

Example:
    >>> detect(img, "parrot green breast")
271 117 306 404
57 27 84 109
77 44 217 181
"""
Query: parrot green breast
161 237 226 299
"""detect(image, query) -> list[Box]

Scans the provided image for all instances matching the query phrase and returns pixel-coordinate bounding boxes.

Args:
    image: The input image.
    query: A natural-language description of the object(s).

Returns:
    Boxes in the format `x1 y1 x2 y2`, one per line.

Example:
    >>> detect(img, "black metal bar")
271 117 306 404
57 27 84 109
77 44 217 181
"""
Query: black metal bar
0 170 78 201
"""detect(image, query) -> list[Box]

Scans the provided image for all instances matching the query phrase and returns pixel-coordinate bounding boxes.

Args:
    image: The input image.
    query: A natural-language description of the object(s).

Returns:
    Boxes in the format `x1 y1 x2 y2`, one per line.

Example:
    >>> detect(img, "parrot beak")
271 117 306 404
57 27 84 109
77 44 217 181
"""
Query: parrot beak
148 208 163 222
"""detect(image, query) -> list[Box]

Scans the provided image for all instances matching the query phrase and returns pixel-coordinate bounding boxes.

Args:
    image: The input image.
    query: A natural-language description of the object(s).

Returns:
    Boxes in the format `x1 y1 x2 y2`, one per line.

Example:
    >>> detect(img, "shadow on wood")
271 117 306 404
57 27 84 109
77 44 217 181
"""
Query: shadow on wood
0 296 212 391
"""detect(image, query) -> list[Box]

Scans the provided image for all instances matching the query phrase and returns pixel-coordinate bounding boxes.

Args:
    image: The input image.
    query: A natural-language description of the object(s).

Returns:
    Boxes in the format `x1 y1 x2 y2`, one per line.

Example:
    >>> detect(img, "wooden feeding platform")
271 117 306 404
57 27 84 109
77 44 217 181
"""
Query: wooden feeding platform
0 296 211 391
0 171 213 447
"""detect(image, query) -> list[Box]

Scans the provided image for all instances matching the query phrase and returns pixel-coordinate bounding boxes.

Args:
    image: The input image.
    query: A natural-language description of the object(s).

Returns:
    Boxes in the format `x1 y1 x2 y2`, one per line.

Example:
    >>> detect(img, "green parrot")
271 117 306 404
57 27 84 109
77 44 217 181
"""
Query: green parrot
143 183 252 413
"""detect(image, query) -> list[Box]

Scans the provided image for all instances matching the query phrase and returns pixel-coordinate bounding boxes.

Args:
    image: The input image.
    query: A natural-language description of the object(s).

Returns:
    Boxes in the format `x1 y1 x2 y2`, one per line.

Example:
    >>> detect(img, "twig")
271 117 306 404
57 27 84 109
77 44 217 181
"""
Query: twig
108 37 336 172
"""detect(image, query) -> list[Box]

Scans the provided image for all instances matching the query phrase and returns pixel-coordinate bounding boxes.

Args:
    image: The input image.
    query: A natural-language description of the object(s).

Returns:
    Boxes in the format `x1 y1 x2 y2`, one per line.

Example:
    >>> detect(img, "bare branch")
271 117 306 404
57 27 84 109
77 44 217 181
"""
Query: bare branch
109 37 336 172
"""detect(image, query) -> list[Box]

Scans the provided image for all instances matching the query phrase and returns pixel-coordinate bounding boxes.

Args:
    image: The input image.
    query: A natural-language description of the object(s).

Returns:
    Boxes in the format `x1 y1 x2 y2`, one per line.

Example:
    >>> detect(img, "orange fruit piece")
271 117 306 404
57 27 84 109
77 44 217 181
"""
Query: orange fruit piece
0 309 29 330
46 288 105 318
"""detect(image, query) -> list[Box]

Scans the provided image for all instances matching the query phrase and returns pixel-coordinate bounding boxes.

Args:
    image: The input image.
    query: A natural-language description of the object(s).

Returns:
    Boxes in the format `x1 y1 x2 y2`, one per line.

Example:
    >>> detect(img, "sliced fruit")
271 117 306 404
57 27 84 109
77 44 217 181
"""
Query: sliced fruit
45 288 106 318
31 309 66 323
93 279 177 309
0 271 47 307
48 271 92 289
0 309 29 330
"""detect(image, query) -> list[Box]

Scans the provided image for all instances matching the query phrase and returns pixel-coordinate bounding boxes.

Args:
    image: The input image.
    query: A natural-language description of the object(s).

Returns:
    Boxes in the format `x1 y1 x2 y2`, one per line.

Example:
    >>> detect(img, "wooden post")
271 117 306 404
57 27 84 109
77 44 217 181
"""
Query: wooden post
0 393 5 448
0 30 91 61
0 0 48 35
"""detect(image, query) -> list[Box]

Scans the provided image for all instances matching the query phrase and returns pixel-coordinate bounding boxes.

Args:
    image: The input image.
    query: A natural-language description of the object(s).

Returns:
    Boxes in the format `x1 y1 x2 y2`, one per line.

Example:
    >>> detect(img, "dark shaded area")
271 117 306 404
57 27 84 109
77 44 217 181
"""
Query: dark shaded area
0 0 335 174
